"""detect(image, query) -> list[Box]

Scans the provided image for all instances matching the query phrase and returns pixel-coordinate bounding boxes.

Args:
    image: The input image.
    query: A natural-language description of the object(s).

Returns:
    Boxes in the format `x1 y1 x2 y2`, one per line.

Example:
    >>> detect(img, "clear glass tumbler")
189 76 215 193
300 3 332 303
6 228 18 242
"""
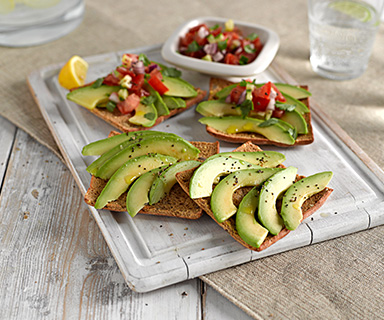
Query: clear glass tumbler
0 0 84 47
307 0 384 80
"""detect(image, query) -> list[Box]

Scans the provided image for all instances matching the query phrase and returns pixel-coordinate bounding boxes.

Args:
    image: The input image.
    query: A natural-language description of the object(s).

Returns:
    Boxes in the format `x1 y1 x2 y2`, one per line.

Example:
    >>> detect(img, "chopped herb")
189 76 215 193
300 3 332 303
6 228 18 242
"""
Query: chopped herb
144 113 156 120
187 41 201 53
244 44 256 54
139 53 151 66
91 78 104 88
240 79 257 87
239 56 249 65
247 33 259 41
258 118 279 127
217 39 228 51
162 67 182 78
288 128 298 139
106 101 116 112
275 101 296 112
141 95 157 106
236 99 253 118
210 24 220 30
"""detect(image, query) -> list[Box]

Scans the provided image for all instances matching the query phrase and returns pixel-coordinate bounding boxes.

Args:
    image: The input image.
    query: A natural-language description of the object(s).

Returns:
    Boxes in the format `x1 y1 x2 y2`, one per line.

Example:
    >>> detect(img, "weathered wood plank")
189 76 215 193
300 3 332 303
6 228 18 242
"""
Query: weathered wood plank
0 130 203 320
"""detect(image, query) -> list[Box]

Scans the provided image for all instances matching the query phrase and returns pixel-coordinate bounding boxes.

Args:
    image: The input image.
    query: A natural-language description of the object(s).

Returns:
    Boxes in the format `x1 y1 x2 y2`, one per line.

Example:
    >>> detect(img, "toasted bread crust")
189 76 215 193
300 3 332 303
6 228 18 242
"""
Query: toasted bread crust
203 78 314 147
175 142 333 251
90 88 206 132
84 139 220 219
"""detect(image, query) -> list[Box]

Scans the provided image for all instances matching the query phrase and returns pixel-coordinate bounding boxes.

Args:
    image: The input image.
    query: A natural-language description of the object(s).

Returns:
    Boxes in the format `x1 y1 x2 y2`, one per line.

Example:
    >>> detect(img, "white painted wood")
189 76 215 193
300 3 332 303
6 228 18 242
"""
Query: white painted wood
27 44 384 293
0 129 204 320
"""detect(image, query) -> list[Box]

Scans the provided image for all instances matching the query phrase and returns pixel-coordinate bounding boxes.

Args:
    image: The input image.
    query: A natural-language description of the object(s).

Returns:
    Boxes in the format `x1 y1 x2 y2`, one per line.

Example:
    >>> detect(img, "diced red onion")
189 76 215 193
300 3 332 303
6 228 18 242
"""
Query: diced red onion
147 64 159 73
133 61 145 74
225 94 232 103
235 47 243 55
109 92 120 104
266 89 277 111
213 51 224 62
197 26 209 39
237 89 247 105
203 43 217 55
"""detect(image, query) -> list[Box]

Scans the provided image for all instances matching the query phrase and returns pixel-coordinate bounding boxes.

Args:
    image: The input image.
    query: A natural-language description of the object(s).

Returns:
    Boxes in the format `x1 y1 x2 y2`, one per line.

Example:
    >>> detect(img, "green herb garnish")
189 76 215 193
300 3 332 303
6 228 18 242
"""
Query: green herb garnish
187 41 201 53
288 128 298 139
275 101 296 112
139 53 151 66
239 79 257 87
247 33 259 41
239 56 249 65
217 39 228 51
144 113 156 120
237 99 253 118
244 44 256 54
210 24 220 30
106 101 116 112
162 67 182 78
258 118 279 127
141 95 157 106
91 78 104 88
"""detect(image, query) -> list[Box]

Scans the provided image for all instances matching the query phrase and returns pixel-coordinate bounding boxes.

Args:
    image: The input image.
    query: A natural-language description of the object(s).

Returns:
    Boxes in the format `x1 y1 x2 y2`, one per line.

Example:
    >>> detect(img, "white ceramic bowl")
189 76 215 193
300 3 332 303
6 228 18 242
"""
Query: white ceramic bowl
161 17 280 77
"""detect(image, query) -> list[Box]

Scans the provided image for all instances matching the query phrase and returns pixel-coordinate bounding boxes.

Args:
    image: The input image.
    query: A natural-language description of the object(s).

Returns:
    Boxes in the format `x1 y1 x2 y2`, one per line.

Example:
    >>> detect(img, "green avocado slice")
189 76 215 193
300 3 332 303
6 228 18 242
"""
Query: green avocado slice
199 116 296 145
258 166 298 235
211 168 282 223
236 187 269 249
126 166 166 217
196 100 240 117
283 93 309 114
94 154 177 209
96 135 200 180
67 85 121 110
189 157 261 199
149 160 201 205
162 76 198 98
128 102 158 127
281 171 333 230
279 109 308 134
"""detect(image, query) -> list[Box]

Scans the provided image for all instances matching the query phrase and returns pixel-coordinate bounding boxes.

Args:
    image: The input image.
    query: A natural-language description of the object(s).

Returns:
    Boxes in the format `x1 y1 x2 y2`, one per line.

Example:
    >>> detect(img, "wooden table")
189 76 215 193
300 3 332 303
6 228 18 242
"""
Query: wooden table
0 115 258 319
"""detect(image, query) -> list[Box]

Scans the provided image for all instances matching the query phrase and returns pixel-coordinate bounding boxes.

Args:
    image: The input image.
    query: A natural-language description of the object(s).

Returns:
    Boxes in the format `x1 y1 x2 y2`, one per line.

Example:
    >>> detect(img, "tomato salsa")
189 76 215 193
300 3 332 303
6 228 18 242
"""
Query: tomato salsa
178 19 263 65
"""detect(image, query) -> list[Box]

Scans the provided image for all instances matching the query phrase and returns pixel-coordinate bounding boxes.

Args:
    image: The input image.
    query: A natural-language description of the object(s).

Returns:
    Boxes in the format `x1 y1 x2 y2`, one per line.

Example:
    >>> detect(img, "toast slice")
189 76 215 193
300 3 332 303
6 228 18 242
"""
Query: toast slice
202 78 314 147
90 88 206 133
84 132 219 219
175 141 333 250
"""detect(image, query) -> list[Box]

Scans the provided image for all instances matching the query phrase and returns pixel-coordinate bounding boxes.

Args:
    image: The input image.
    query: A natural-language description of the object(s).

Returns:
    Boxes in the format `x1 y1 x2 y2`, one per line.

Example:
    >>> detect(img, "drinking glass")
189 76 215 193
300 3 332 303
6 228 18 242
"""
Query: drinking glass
307 0 384 80
0 0 84 47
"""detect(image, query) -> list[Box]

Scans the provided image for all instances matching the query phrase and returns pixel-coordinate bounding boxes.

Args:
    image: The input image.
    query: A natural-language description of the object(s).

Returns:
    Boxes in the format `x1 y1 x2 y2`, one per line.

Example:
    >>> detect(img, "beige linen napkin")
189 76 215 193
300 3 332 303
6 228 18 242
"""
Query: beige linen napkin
1 0 383 318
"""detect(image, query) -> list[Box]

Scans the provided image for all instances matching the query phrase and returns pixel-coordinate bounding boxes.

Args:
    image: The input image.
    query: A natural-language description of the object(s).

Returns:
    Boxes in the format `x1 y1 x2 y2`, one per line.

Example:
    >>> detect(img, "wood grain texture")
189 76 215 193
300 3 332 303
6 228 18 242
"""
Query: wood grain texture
0 125 255 320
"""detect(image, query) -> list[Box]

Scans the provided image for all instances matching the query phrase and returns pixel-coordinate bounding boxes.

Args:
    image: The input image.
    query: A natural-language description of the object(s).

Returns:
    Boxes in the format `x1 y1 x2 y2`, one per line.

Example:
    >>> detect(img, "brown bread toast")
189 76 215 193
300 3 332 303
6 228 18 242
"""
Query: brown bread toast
84 132 219 219
90 88 206 132
202 78 314 147
175 141 333 251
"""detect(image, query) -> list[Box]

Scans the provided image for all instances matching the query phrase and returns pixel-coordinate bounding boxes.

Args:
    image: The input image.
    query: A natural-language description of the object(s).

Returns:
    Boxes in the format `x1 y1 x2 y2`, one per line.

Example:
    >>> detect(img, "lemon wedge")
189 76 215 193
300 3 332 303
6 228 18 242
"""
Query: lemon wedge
58 55 88 90
329 1 373 22
0 0 15 14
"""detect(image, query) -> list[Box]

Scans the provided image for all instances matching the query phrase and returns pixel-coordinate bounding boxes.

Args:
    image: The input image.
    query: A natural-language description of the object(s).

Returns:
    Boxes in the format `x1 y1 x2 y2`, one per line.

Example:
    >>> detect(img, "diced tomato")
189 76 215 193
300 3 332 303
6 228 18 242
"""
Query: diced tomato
224 53 239 65
253 37 263 54
117 94 140 115
272 109 285 118
270 83 286 102
210 26 222 37
229 85 246 104
252 82 272 111
130 74 145 95
116 66 135 78
188 23 208 34
103 73 120 86
149 68 163 80
148 74 169 95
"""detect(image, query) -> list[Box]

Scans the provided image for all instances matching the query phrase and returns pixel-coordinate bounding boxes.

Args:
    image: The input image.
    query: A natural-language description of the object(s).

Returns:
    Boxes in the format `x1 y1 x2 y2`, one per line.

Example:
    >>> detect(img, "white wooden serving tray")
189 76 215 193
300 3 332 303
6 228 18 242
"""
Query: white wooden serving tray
28 44 384 293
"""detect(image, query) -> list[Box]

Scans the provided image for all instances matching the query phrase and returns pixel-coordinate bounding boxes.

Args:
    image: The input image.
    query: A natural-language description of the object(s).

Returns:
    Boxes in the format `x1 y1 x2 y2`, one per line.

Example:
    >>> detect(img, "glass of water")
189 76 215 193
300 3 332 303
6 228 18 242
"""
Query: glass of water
0 0 84 47
307 0 384 80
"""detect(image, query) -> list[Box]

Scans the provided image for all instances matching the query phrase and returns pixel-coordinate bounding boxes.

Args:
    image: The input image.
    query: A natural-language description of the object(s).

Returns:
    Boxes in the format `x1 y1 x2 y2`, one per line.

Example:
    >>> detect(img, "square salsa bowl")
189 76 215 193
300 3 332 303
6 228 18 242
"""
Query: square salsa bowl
161 17 280 78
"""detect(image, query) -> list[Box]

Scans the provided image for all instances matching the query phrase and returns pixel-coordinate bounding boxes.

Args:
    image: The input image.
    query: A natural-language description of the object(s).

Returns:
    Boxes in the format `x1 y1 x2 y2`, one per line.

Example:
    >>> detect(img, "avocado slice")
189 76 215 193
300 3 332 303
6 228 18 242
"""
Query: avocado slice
258 166 298 235
67 85 120 110
189 157 261 199
283 93 309 114
279 110 308 134
128 102 158 127
144 81 170 116
281 171 333 230
211 168 282 223
207 151 286 168
199 116 296 145
96 135 200 180
236 187 269 248
162 96 187 110
149 160 201 205
162 76 198 98
86 131 179 175
94 154 177 209
126 166 166 217
196 100 241 117
215 83 238 99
